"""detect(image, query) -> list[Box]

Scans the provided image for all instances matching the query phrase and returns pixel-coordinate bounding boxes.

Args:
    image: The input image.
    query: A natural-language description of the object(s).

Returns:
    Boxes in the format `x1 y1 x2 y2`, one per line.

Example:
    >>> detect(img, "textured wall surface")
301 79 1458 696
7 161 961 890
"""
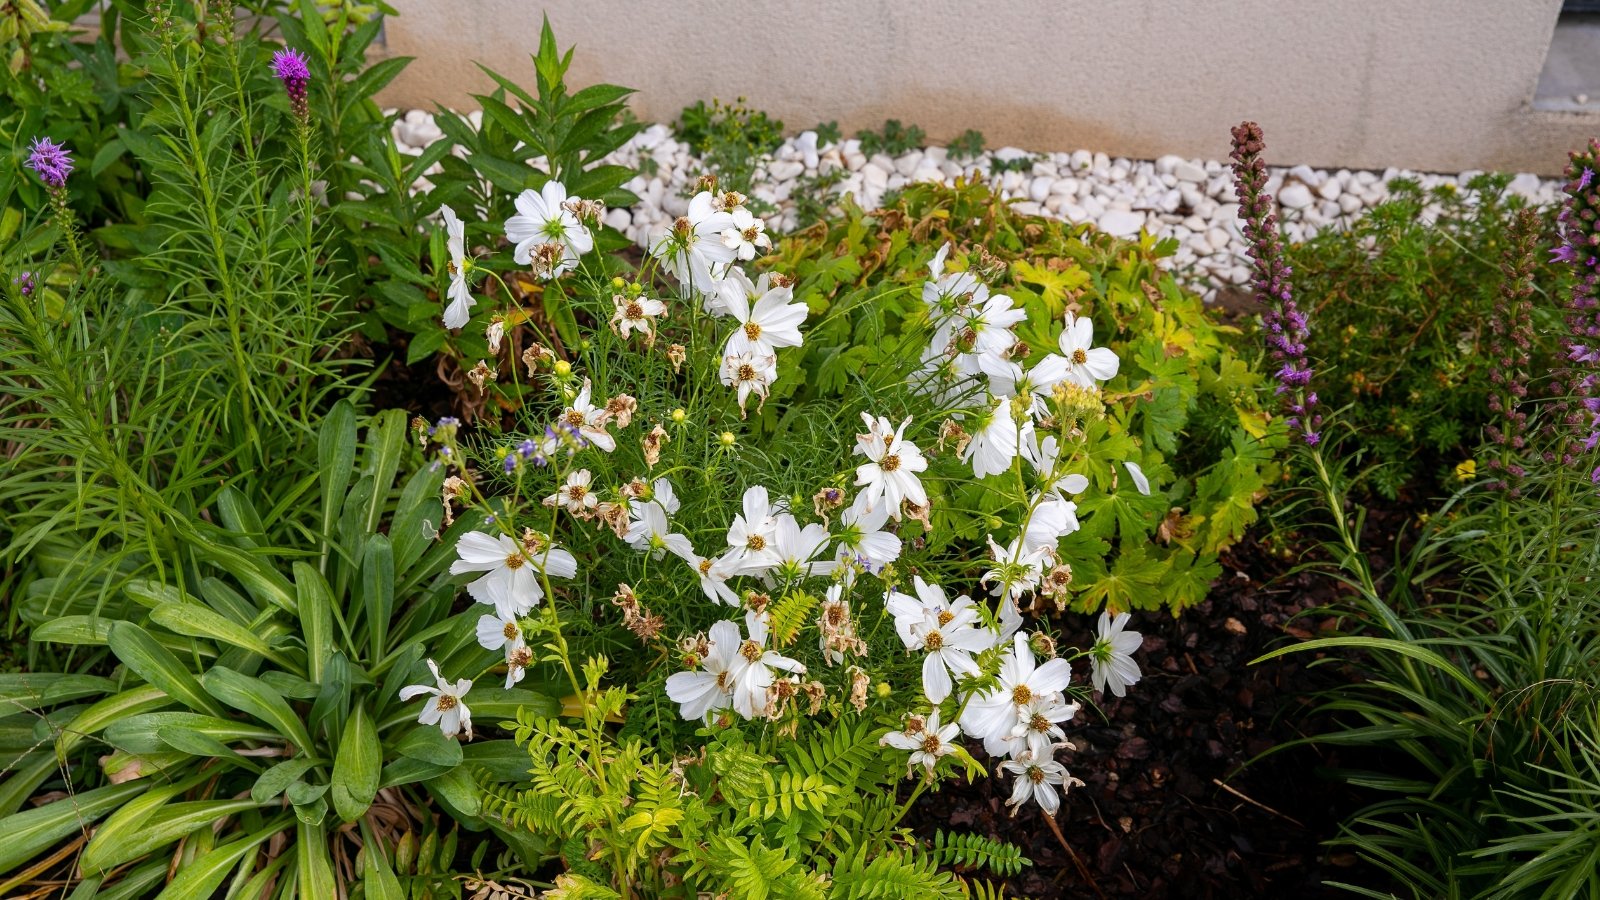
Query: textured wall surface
379 0 1600 175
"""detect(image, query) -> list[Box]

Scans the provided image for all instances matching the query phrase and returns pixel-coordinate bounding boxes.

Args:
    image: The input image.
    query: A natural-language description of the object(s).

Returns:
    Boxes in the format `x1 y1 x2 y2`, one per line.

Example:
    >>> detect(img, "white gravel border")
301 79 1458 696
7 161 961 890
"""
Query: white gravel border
391 111 1561 299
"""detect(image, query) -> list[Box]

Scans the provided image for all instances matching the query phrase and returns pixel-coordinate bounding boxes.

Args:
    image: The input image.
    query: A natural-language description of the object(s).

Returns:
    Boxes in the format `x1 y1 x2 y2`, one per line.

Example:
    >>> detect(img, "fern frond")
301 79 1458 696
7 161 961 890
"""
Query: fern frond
930 830 1031 877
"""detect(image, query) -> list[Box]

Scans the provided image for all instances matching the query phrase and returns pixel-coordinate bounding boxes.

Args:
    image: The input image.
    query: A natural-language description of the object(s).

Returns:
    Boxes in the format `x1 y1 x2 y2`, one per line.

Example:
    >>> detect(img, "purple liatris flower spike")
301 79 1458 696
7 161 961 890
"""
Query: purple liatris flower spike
1229 121 1320 445
26 138 73 189
271 48 312 121
1547 138 1600 464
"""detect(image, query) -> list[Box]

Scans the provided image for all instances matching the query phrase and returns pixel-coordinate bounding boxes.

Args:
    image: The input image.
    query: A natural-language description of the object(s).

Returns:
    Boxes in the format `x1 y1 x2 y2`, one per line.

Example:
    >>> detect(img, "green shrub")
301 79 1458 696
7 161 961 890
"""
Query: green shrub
1286 174 1564 502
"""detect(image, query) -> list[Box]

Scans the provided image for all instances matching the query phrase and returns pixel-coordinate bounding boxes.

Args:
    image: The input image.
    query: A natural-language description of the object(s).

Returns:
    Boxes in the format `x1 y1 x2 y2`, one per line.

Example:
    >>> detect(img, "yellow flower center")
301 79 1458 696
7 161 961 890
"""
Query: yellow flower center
921 734 943 754
1030 713 1051 732
743 322 762 341
924 631 944 651
739 639 764 662
881 454 901 472
742 225 761 242
937 610 954 626
502 622 520 639
1028 766 1046 784
626 301 644 319
737 363 756 381
567 485 587 501
504 553 526 570
435 694 457 711
698 559 714 576
565 410 585 426
746 534 766 551
1071 348 1088 365
1012 684 1033 705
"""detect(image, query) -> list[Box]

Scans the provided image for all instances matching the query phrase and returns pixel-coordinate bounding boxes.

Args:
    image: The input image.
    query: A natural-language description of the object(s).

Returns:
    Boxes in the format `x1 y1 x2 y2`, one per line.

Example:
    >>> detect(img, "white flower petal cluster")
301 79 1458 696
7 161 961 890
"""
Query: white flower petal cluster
400 659 474 739
505 181 593 277
665 611 805 721
448 530 577 619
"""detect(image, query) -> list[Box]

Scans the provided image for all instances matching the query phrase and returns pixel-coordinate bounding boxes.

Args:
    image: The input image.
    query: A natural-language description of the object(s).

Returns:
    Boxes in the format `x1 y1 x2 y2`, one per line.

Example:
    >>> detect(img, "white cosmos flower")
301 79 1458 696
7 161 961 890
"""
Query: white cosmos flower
992 693 1080 760
990 361 1066 421
724 485 781 574
544 469 597 515
651 190 737 293
559 380 615 452
665 619 744 721
999 751 1079 816
505 181 592 275
852 414 928 518
450 531 577 619
982 533 1054 601
720 349 777 416
625 488 694 561
951 287 1026 373
709 268 780 318
399 659 473 739
884 577 995 704
881 709 962 779
611 293 666 342
719 207 772 261
727 611 806 719
439 205 474 329
723 281 807 358
959 633 1074 744
1036 312 1120 389
1026 434 1092 499
684 550 742 606
1090 611 1144 697
475 611 525 656
476 612 532 688
834 500 902 572
963 395 1020 479
770 514 836 580
1023 493 1079 552
922 243 981 315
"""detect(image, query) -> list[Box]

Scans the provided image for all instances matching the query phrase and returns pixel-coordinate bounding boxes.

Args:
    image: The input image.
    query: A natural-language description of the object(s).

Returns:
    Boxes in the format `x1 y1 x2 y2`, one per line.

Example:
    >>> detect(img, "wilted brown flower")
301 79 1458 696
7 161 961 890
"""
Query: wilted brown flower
642 423 670 468
667 343 687 372
467 359 496 394
521 343 554 377
847 667 870 712
606 394 638 428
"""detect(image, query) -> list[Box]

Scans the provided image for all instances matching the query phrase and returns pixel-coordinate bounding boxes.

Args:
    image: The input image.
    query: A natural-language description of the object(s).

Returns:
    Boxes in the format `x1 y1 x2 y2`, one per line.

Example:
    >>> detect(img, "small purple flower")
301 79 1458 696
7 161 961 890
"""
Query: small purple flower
26 138 73 189
502 455 518 474
271 48 312 120
13 271 35 296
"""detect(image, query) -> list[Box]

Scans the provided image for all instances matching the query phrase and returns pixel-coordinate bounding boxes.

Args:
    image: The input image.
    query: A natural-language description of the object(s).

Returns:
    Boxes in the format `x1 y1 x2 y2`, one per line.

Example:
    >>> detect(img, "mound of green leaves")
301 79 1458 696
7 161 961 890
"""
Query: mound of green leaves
768 180 1283 615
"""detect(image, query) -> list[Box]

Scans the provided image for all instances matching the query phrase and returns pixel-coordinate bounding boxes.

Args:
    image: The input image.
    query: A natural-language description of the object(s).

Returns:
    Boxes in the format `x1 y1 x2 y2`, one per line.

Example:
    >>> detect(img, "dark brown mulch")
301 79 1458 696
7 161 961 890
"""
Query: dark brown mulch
907 535 1388 899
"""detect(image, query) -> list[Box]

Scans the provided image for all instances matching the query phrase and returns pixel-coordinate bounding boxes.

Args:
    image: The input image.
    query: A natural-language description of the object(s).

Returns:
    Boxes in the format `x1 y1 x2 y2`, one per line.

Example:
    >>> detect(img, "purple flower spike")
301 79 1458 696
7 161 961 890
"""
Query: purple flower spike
271 48 312 120
26 138 73 189
13 271 35 296
1229 122 1320 446
1548 140 1600 462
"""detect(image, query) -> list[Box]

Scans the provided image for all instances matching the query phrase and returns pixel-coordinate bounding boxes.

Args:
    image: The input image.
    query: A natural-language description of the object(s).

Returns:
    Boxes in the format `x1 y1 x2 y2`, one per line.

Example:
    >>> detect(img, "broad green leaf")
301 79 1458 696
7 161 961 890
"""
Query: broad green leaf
395 724 463 767
0 673 116 711
361 534 394 660
362 409 408 534
192 542 296 614
0 780 149 876
154 819 285 900
318 401 357 571
107 623 224 718
251 758 320 804
295 562 334 684
425 765 481 818
150 603 296 672
79 777 204 874
55 685 170 756
201 667 314 753
104 712 279 755
155 724 259 769
295 825 337 897
331 704 380 822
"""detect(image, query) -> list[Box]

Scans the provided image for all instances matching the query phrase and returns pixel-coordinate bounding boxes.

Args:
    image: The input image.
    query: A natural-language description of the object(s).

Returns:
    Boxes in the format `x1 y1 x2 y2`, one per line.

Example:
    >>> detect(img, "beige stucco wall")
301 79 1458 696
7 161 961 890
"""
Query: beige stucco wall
379 0 1599 176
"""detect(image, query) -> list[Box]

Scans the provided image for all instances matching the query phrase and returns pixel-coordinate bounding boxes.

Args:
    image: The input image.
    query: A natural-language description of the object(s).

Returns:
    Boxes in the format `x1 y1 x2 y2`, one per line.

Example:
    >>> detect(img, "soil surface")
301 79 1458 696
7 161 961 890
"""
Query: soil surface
907 533 1390 899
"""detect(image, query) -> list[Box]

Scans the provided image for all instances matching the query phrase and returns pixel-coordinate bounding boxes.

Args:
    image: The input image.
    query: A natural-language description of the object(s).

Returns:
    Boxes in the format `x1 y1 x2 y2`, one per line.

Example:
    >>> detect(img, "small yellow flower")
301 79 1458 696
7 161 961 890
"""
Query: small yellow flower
1455 460 1476 481
671 408 686 424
